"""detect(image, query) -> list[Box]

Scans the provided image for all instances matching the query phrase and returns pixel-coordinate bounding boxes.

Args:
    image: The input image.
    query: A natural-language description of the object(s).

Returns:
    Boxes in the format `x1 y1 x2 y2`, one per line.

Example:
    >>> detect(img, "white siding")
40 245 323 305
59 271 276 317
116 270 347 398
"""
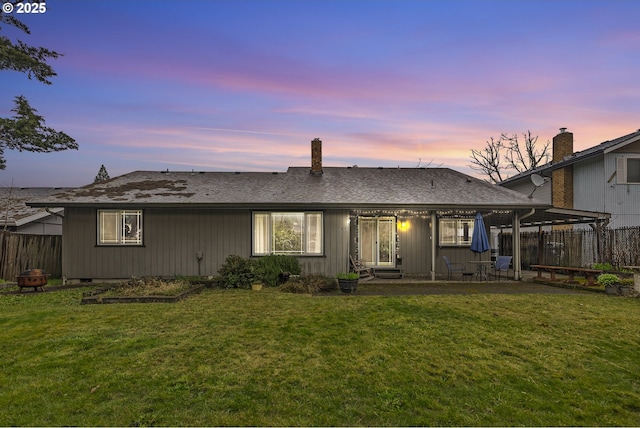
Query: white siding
603 153 640 227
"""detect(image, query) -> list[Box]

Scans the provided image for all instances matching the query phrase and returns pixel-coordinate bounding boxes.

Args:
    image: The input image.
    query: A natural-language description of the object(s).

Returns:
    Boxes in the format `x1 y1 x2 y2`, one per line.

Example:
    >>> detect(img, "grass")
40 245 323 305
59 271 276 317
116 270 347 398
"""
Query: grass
1 287 639 426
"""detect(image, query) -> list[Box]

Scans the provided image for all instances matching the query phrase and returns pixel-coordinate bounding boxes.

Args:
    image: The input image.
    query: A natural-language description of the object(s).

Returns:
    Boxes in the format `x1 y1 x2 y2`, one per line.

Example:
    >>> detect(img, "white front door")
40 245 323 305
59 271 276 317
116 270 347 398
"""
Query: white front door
358 217 395 267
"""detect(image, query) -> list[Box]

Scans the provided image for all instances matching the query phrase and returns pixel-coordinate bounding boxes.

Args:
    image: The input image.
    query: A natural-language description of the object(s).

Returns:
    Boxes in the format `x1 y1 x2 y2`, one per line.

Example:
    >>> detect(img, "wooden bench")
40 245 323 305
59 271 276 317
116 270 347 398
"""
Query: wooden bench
529 265 602 286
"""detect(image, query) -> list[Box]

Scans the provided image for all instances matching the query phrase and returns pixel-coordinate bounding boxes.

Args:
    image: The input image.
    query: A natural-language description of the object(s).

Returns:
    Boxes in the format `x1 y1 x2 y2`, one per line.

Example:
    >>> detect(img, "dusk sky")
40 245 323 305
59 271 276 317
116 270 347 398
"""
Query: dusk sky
1 0 639 187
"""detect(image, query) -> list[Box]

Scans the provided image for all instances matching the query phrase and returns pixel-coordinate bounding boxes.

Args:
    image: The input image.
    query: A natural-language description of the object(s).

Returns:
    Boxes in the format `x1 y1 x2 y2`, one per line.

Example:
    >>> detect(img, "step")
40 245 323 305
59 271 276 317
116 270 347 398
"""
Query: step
372 268 404 279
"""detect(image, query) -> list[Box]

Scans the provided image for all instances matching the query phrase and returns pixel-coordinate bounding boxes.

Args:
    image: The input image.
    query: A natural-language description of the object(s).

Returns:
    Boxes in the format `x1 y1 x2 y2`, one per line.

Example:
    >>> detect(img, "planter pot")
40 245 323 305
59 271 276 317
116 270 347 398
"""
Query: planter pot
605 284 636 296
338 278 358 294
620 285 635 297
251 282 263 291
605 284 618 295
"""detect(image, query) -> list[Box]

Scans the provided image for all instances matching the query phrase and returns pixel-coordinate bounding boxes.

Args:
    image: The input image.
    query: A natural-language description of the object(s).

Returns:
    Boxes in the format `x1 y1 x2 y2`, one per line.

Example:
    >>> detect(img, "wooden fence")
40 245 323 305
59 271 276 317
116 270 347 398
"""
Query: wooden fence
500 226 640 268
0 231 62 280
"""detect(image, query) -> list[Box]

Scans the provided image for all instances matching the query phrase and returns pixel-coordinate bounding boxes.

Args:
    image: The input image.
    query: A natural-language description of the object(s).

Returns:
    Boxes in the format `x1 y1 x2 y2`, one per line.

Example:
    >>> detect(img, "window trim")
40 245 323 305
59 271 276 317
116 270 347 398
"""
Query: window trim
252 211 324 256
438 217 474 247
617 155 640 184
97 209 143 246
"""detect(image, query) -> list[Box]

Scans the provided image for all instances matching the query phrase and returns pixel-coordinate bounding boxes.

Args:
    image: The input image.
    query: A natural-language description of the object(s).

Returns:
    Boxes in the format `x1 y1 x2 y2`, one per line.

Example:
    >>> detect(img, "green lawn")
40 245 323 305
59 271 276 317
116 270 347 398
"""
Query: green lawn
1 287 639 426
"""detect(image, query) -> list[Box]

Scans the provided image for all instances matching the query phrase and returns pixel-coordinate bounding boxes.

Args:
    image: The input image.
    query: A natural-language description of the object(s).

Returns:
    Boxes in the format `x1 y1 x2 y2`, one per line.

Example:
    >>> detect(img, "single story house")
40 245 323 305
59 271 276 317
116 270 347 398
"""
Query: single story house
27 140 607 282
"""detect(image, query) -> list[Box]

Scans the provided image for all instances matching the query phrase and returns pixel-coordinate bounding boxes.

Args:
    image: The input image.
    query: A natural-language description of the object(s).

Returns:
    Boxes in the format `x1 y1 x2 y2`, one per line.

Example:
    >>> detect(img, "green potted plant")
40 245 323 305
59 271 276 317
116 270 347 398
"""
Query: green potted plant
337 272 359 293
598 273 623 296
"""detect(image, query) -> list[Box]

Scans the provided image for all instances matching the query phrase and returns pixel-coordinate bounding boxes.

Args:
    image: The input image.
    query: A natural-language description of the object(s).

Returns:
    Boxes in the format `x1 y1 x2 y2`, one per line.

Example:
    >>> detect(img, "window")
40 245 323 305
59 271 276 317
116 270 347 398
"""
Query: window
617 156 640 184
439 218 474 246
98 210 143 245
253 212 323 255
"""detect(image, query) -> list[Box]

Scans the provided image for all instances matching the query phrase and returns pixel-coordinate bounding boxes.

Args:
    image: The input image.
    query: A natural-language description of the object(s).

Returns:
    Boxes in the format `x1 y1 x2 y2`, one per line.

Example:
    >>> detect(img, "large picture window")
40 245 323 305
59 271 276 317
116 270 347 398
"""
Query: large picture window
98 210 143 245
253 212 323 255
439 218 474 246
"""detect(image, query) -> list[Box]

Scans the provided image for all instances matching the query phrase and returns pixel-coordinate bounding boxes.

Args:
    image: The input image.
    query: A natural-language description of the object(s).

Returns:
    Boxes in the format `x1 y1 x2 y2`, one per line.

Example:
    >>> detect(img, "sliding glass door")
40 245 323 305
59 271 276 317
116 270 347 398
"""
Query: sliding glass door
358 217 395 267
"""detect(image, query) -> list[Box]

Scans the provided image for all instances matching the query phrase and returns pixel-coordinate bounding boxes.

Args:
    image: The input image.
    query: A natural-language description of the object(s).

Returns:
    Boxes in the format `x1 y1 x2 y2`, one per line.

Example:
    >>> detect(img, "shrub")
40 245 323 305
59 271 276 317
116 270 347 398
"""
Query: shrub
254 254 302 287
597 273 621 286
280 274 337 294
592 262 614 271
337 272 359 280
217 255 256 289
621 278 635 287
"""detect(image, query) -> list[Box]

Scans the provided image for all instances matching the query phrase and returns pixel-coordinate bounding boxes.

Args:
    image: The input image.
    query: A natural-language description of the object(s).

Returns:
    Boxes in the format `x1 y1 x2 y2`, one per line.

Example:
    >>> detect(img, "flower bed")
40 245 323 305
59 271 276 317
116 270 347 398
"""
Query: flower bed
81 277 205 304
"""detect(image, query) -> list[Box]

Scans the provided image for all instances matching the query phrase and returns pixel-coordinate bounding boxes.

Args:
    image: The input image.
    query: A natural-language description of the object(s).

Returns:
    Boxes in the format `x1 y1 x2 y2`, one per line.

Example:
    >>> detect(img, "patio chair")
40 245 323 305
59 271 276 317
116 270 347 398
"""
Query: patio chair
494 255 512 280
443 255 465 280
350 255 372 278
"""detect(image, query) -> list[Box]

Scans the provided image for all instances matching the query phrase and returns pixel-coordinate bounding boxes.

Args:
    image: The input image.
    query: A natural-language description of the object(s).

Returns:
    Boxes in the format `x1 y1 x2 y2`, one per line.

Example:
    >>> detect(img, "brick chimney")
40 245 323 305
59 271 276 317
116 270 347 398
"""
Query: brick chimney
553 127 573 162
551 128 573 210
310 138 323 175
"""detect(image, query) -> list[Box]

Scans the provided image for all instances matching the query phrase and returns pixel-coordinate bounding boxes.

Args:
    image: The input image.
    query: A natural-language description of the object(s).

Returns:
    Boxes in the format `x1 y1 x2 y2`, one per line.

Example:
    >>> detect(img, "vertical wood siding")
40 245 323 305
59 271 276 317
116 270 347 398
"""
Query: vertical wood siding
603 153 640 228
574 156 605 213
396 216 431 275
63 208 351 280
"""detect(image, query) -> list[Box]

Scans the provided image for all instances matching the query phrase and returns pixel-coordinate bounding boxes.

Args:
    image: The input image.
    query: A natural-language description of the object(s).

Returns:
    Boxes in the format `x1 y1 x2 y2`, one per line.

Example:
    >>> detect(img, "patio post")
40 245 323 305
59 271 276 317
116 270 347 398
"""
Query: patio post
513 211 521 280
430 212 436 281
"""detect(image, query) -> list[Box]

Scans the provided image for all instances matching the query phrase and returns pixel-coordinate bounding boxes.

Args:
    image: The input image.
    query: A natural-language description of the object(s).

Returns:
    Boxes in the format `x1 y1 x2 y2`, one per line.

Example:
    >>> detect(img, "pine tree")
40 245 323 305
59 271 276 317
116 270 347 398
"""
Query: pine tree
94 164 110 183
0 13 77 169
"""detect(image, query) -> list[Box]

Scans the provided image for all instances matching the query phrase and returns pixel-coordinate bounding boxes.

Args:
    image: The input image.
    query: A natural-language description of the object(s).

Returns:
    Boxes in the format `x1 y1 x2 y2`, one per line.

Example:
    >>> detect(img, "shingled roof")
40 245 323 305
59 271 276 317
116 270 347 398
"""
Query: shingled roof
500 128 640 185
27 167 547 210
1 187 70 227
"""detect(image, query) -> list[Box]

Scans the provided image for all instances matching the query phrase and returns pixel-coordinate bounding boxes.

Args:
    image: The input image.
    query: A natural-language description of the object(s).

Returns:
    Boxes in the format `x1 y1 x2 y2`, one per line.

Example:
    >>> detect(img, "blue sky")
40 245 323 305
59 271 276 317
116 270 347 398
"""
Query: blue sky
1 0 639 187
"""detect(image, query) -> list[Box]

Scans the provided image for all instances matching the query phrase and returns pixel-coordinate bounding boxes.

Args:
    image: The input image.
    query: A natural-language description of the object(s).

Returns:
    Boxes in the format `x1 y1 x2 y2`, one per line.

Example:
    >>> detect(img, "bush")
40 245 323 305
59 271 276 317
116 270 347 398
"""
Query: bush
621 278 635 286
254 254 302 287
592 262 614 271
280 274 337 294
337 272 359 280
217 255 256 289
597 273 621 286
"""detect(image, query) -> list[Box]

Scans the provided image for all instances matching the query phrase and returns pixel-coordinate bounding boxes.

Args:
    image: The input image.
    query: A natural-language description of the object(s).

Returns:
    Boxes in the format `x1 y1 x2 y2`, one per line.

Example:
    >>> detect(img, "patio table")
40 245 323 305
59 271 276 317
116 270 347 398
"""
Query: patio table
467 260 493 281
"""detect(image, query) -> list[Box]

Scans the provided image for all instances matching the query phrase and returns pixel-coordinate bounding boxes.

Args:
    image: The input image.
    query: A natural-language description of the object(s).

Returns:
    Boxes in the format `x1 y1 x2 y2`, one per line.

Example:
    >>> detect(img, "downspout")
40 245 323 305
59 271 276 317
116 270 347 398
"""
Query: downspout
45 207 64 220
512 208 536 280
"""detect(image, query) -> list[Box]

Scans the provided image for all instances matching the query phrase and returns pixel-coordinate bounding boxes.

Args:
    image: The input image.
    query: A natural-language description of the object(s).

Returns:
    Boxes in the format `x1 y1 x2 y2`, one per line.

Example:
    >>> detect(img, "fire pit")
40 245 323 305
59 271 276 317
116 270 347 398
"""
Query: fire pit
17 268 49 292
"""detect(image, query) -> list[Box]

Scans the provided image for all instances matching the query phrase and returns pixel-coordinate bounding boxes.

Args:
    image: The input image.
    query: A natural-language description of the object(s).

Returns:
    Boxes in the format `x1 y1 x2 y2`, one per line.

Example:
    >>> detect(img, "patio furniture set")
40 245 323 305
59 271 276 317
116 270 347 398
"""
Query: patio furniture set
443 255 513 281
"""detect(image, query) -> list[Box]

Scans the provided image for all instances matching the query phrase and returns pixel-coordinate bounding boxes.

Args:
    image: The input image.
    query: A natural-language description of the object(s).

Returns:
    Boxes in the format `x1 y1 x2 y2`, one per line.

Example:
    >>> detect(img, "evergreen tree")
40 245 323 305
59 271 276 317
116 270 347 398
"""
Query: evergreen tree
0 11 77 169
94 164 110 183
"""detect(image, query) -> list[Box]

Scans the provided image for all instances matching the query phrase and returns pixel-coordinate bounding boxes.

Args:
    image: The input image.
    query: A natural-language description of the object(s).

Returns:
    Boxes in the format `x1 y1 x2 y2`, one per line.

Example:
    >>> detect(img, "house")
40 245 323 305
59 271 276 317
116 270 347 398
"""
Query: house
27 139 608 283
499 128 640 229
0 187 70 234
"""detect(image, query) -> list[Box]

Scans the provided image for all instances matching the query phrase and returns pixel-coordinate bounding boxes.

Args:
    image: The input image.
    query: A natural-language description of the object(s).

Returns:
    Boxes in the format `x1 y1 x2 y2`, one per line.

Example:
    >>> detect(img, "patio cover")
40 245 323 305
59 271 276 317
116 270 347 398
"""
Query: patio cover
485 207 610 281
487 207 611 229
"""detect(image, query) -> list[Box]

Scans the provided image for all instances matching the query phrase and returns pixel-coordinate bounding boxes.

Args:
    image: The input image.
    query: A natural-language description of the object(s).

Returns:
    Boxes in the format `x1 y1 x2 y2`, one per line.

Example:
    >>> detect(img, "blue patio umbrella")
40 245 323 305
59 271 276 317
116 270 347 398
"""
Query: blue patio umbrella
470 212 490 255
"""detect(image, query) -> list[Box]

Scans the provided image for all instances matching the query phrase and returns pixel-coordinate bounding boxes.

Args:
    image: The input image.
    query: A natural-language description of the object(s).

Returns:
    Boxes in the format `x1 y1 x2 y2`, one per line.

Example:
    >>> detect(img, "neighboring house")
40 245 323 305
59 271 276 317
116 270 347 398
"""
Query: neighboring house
27 140 606 282
0 187 71 234
499 128 640 229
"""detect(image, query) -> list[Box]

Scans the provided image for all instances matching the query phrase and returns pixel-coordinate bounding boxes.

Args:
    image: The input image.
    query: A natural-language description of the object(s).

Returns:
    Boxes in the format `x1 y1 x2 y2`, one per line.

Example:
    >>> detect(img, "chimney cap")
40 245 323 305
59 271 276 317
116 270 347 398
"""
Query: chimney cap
559 127 567 133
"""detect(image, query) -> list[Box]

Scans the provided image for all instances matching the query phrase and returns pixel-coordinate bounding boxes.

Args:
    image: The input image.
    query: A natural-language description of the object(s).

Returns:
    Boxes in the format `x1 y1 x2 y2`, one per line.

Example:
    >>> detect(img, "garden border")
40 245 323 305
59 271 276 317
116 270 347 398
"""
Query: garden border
80 284 206 305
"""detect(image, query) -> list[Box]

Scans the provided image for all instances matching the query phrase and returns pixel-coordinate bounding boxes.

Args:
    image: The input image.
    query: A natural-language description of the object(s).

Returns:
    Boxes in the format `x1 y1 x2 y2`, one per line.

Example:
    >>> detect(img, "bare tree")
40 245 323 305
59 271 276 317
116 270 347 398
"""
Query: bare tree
470 131 550 183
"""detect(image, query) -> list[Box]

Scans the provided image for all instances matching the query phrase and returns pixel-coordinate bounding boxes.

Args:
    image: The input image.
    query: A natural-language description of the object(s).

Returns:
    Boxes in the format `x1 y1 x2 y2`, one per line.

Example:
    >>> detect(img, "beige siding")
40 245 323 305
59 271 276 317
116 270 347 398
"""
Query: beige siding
62 207 350 280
